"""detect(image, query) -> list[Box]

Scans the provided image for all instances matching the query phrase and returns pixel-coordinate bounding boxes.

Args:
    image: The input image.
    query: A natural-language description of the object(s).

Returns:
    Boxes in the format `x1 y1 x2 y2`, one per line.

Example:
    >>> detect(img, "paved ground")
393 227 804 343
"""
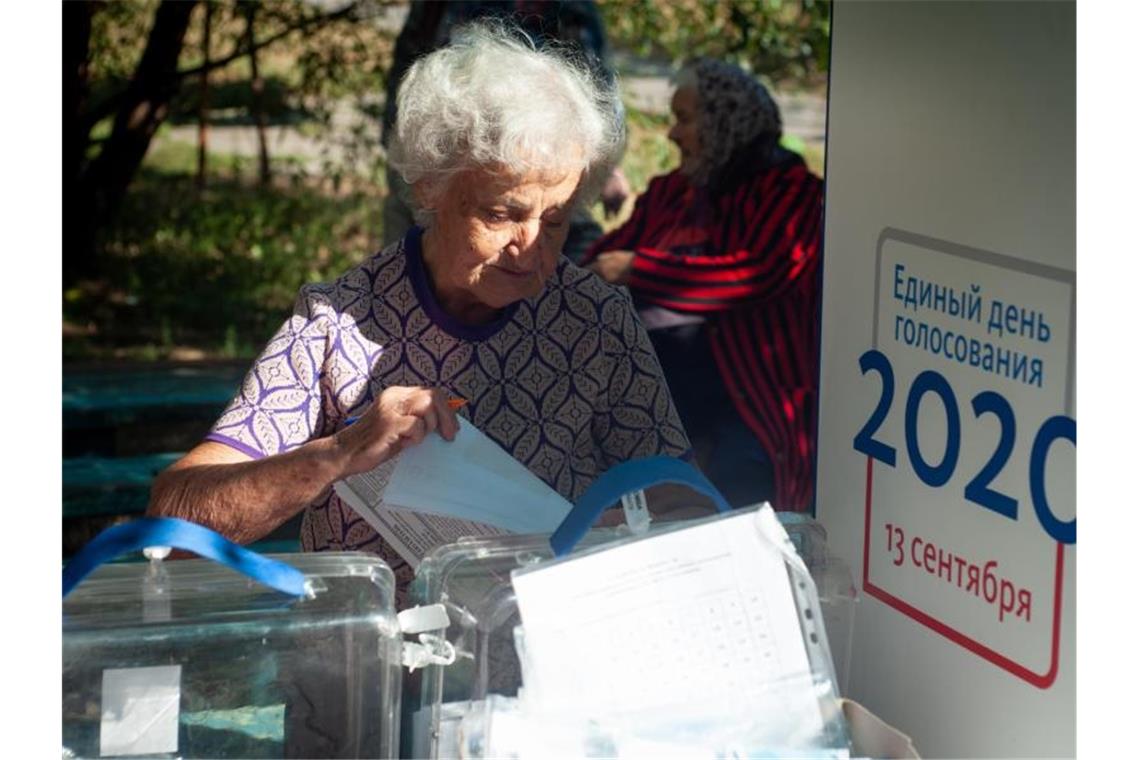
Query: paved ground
160 51 827 175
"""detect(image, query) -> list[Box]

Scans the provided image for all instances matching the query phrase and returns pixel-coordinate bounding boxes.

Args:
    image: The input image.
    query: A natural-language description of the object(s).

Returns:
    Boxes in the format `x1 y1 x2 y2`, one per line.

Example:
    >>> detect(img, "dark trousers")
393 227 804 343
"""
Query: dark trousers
648 323 775 509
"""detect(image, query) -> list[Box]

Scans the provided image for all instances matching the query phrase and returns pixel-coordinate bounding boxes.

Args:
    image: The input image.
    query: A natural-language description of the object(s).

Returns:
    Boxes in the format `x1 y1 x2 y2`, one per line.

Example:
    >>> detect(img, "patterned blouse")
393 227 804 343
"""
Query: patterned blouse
207 227 690 592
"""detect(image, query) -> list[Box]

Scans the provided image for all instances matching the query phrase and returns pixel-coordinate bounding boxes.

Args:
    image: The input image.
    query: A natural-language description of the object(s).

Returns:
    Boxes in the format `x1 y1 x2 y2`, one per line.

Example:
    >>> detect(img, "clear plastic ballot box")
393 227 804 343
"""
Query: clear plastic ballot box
62 518 405 759
404 457 860 759
405 528 632 758
779 513 860 695
62 459 866 759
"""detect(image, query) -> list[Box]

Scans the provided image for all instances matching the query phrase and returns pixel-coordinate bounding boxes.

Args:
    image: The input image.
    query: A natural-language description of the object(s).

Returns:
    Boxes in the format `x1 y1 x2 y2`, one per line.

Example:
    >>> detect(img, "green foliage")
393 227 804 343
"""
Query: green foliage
779 134 824 176
70 0 827 360
64 152 382 361
621 105 680 194
592 103 678 230
167 75 306 125
81 1 394 181
87 0 159 83
601 0 830 87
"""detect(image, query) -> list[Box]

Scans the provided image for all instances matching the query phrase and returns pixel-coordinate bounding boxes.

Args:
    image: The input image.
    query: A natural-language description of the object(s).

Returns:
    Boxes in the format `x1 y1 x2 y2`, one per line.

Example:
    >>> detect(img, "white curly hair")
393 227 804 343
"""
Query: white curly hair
386 20 625 227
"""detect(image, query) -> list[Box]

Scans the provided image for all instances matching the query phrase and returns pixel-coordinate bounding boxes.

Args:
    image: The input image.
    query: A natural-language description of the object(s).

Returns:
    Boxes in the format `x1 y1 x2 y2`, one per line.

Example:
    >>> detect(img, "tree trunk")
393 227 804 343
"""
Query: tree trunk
63 2 94 188
244 2 271 186
197 2 212 191
62 1 96 286
66 0 198 287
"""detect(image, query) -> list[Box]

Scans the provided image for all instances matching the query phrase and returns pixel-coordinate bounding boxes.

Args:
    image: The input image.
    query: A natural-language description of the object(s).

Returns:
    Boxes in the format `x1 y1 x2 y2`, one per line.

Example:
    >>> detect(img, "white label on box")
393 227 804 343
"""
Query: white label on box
100 665 181 757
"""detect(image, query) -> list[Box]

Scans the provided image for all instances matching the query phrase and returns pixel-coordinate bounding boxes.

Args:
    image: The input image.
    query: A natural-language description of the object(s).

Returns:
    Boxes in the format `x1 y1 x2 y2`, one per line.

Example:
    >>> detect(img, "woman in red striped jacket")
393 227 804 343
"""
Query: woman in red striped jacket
585 59 824 512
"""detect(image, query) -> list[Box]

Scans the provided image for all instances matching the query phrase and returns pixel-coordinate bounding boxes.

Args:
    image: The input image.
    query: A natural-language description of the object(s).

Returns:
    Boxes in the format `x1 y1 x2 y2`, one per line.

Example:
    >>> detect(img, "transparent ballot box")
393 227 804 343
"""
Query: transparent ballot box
62 519 404 759
779 513 860 696
420 505 854 758
60 459 860 759
406 456 858 759
405 528 632 759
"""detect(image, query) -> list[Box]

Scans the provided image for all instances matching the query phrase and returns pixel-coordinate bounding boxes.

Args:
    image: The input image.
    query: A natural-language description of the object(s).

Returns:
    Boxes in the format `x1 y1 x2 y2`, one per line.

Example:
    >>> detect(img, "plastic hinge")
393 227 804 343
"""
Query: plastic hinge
398 604 456 672
620 490 651 535
402 634 457 672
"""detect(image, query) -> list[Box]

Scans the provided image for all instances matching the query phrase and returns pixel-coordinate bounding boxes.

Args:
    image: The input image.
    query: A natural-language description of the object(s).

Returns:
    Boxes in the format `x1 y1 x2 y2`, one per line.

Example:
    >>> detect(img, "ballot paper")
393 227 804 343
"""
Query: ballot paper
333 418 574 567
510 508 827 741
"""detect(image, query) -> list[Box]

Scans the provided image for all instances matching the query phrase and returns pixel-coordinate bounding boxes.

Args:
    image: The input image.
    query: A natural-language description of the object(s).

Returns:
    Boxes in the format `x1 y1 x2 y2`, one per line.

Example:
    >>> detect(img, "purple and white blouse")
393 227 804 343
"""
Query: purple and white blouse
207 227 690 588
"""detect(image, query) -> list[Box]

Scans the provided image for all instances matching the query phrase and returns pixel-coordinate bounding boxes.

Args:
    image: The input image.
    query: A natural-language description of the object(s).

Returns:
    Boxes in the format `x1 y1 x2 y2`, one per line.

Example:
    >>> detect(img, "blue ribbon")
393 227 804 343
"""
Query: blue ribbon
63 517 308 598
550 456 731 557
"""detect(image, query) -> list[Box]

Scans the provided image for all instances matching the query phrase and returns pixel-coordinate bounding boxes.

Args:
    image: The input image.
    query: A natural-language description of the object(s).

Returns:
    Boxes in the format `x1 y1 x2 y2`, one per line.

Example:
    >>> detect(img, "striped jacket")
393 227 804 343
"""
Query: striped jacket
585 158 824 510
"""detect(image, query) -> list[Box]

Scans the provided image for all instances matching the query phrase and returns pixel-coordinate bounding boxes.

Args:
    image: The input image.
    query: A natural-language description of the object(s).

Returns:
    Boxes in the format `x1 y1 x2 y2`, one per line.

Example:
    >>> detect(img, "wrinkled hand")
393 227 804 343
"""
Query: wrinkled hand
600 167 631 219
588 250 636 286
333 386 460 477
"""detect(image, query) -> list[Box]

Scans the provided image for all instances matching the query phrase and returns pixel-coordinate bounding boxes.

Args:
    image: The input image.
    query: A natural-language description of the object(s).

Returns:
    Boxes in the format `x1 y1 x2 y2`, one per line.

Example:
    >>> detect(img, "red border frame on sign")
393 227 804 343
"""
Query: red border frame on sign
861 456 1064 689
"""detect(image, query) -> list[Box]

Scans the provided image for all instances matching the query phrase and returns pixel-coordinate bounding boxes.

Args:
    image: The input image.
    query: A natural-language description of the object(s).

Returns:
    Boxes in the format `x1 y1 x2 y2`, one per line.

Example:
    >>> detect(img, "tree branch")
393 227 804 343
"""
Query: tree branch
82 1 360 130
177 1 359 81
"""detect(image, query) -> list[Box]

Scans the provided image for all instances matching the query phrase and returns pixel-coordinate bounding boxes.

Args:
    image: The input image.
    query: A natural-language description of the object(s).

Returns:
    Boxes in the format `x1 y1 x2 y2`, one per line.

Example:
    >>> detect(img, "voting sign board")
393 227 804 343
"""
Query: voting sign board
816 2 1075 757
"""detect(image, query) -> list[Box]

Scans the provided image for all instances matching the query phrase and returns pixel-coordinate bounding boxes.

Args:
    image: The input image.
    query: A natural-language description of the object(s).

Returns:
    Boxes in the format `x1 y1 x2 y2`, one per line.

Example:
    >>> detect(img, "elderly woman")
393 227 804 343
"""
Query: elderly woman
586 59 824 512
147 24 690 599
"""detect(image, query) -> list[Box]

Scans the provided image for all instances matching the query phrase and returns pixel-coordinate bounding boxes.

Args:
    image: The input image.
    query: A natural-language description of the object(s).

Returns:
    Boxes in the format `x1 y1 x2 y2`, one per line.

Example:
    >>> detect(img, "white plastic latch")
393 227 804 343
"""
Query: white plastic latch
621 490 651 535
142 546 172 623
143 546 172 561
398 604 456 672
398 603 450 635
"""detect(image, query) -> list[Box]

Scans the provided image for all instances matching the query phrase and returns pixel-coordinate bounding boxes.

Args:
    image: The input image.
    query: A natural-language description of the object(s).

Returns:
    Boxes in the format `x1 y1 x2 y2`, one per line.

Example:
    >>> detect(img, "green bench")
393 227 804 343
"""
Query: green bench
63 453 184 517
63 364 249 422
62 362 301 557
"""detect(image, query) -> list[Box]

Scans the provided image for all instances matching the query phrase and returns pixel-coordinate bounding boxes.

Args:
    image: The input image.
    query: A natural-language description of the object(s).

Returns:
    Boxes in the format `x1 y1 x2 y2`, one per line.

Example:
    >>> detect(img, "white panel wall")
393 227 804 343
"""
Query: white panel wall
817 2 1075 757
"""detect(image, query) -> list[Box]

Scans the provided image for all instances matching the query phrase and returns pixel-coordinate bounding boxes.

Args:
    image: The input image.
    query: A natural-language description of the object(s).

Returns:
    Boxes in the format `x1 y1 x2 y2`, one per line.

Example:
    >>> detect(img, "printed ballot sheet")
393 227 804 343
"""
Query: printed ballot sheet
511 509 824 735
334 418 573 566
383 417 573 533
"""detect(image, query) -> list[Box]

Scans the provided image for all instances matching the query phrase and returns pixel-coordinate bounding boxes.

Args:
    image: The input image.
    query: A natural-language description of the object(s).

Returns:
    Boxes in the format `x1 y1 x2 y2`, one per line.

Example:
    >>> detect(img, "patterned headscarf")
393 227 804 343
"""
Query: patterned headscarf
685 58 783 188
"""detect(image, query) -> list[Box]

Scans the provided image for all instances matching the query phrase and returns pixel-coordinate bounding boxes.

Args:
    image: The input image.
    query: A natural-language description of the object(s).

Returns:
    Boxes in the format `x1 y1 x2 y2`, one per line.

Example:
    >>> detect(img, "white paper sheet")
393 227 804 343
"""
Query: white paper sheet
100 665 182 757
334 488 506 569
510 509 825 736
333 418 573 566
384 418 574 532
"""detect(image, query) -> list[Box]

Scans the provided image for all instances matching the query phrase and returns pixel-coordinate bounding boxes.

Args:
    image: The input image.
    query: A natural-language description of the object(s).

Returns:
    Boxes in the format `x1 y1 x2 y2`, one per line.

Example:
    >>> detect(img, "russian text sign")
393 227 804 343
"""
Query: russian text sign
816 2 1075 756
861 228 1073 686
